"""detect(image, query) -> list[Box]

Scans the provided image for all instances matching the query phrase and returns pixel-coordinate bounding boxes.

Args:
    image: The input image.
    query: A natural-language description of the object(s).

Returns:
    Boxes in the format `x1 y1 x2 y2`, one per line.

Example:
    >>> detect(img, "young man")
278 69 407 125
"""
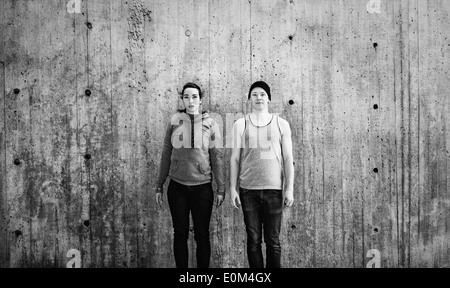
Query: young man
229 81 294 268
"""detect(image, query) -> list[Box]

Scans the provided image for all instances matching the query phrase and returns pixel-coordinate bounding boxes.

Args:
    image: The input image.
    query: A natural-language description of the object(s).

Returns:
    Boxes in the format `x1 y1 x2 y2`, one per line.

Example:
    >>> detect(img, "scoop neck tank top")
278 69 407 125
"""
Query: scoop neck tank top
239 114 284 190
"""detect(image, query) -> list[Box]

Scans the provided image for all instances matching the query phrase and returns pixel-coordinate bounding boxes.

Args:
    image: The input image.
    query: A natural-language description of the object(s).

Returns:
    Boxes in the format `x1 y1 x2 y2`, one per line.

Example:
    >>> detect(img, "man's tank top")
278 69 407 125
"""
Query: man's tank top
239 114 284 190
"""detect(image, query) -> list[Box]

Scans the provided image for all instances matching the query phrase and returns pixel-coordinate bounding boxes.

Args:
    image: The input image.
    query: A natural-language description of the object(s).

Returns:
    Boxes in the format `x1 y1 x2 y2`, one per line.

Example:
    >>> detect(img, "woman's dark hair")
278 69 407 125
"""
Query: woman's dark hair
178 82 206 113
181 82 203 99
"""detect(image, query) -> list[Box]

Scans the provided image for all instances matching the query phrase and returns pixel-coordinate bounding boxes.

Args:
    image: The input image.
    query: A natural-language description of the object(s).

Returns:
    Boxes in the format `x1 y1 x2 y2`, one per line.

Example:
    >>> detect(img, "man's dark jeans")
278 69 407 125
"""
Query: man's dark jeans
240 188 283 268
168 180 213 268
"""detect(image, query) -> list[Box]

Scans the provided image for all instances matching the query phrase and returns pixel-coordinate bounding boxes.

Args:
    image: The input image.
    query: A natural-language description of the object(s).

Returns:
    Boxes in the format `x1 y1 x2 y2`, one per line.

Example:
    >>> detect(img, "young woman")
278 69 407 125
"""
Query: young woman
155 82 224 268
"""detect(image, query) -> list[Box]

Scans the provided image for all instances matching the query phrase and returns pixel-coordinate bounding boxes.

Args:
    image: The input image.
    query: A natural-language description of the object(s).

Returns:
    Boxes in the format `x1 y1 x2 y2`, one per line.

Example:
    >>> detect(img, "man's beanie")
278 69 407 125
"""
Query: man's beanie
248 81 271 101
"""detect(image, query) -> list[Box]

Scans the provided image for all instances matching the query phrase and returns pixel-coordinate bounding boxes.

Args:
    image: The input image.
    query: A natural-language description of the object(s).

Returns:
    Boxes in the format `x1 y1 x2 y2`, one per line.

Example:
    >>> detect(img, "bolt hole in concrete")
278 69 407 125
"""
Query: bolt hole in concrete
373 168 378 173
85 89 91 96
84 220 90 227
14 230 22 237
288 100 295 105
84 154 91 160
374 227 379 232
14 88 20 94
14 159 21 165
86 22 93 29
373 104 378 109
373 42 378 49
185 30 191 37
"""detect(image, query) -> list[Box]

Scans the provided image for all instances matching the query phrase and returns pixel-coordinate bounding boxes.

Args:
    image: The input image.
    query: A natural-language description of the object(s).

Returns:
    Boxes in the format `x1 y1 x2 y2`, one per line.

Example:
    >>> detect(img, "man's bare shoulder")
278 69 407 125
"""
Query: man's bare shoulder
233 117 246 129
277 116 291 128
277 116 292 137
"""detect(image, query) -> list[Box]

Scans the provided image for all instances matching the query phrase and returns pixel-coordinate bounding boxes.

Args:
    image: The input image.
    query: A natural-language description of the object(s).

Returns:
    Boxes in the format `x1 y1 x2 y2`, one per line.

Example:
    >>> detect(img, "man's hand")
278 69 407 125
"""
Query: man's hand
283 189 294 208
230 189 241 209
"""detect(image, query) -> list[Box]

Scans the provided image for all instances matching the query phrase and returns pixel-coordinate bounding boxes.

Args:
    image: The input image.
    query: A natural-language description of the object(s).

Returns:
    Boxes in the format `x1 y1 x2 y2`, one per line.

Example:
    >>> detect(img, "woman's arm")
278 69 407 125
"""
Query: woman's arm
209 121 225 196
155 121 173 190
229 118 244 209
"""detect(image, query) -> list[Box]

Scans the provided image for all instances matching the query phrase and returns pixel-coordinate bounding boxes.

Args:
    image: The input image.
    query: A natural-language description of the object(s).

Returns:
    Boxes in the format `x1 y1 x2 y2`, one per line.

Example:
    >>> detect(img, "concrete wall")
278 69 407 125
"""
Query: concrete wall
0 0 449 268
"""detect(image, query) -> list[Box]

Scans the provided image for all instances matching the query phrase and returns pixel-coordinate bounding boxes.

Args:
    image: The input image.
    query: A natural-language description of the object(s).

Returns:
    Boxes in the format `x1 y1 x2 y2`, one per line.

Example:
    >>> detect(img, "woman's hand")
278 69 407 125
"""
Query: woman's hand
155 187 163 209
215 194 224 208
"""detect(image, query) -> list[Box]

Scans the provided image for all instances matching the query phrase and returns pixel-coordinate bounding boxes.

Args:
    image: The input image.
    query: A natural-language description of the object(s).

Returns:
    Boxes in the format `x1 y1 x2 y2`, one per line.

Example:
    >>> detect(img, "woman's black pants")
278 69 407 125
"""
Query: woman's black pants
167 180 213 268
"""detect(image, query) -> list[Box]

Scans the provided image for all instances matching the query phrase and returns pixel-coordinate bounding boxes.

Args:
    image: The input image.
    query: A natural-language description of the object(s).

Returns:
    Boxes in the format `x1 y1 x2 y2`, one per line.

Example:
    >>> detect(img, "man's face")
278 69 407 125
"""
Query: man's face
250 87 270 111
182 87 201 114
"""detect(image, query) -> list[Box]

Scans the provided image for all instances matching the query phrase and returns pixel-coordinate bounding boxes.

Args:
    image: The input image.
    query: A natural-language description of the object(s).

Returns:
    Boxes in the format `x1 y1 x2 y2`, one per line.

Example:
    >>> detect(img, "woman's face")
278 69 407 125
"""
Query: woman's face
182 87 201 114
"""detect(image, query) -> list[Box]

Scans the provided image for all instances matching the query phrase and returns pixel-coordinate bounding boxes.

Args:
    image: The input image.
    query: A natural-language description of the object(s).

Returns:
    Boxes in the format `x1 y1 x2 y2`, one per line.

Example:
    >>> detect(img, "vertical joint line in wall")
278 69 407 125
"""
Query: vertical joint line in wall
361 203 365 268
108 1 116 267
2 60 5 151
208 0 211 109
136 195 140 267
73 5 79 149
29 114 33 264
28 0 37 257
1 0 6 199
340 149 345 256
392 0 399 267
398 2 406 268
85 0 92 263
1 58 7 262
109 3 114 138
122 166 128 266
407 0 412 268
416 0 421 242
396 6 400 269
88 161 93 262
1 61 6 206
300 2 305 206
86 0 90 87
322 155 325 213
352 230 355 267
249 0 252 82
